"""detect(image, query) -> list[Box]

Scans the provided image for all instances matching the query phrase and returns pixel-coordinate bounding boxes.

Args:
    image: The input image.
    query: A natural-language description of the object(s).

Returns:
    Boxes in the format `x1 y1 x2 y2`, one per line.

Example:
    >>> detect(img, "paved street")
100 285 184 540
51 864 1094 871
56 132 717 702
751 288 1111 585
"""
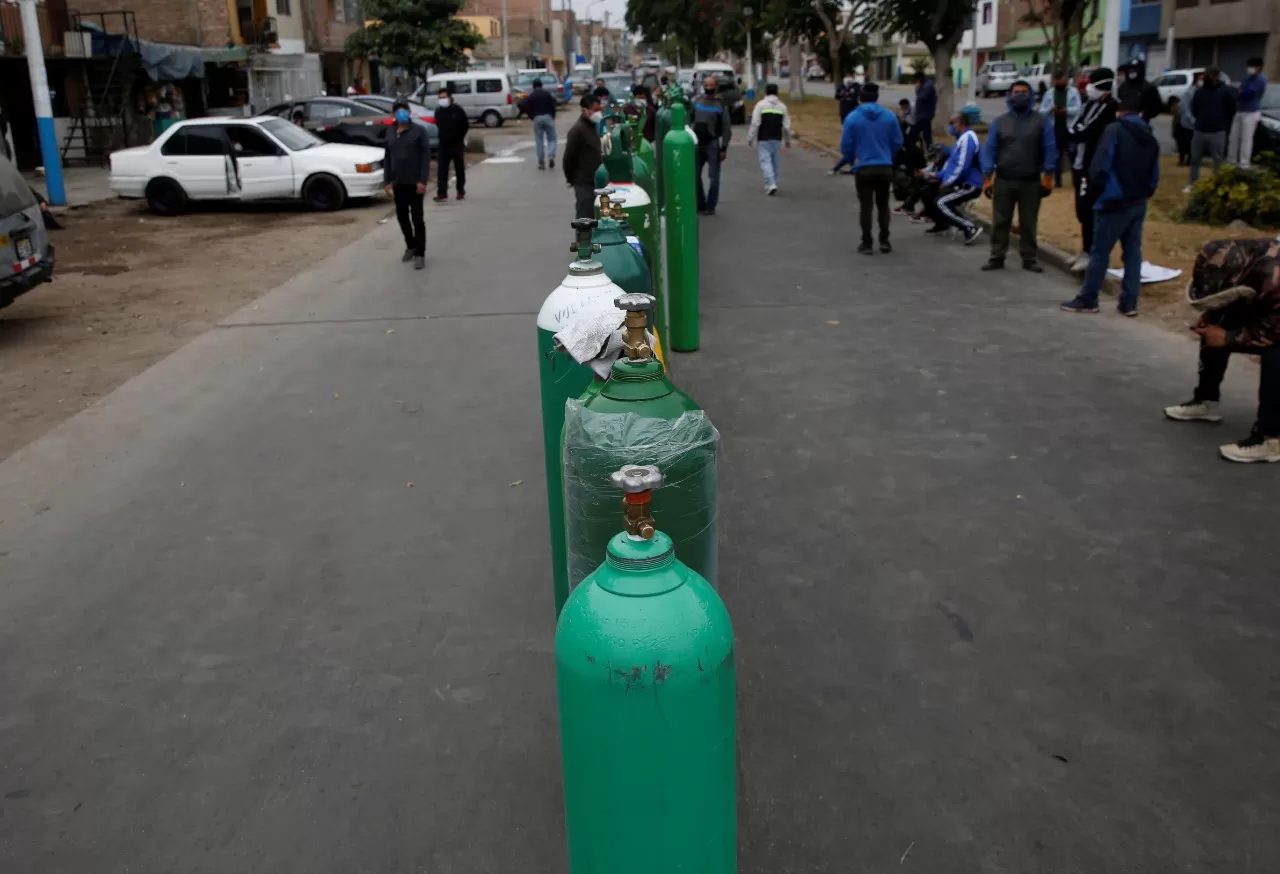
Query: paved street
1 116 1277 872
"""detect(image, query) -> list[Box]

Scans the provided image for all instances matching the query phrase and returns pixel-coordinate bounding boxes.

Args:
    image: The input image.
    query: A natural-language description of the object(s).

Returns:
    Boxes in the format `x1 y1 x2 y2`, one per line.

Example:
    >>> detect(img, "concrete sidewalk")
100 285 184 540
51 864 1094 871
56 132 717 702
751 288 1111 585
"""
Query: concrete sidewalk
0 126 572 872
680 141 1279 871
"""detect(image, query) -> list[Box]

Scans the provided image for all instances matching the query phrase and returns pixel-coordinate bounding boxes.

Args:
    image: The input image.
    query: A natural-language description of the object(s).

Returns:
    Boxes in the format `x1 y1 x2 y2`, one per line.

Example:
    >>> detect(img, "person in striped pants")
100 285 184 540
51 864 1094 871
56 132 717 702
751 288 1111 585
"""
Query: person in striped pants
924 112 984 245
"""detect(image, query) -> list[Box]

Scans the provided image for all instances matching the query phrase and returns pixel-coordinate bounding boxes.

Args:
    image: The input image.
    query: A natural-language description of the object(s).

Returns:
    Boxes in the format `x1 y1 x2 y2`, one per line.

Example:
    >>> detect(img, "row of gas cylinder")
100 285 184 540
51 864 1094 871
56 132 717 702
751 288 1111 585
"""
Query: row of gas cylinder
535 94 737 874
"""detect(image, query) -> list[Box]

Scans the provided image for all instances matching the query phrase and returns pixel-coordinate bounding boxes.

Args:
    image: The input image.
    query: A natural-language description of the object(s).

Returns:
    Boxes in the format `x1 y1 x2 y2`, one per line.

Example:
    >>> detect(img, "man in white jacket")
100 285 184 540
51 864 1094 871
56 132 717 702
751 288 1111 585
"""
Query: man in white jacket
747 83 792 195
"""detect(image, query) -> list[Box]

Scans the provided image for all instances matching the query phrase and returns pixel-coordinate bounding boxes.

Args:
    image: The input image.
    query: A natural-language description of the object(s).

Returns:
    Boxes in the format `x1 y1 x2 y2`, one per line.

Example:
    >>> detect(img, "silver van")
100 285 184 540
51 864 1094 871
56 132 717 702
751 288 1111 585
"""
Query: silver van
414 71 517 128
0 156 54 311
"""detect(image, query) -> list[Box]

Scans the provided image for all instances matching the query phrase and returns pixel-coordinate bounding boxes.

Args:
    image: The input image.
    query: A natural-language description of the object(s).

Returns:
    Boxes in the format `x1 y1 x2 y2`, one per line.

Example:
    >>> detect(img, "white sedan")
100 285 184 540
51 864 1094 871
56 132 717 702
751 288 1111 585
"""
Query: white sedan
109 116 387 215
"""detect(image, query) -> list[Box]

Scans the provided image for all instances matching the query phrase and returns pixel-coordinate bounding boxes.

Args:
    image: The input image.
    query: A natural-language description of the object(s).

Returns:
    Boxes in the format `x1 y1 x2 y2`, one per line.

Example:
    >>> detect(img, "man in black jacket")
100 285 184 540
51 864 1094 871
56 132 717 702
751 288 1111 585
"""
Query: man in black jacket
1117 60 1162 122
433 86 469 202
520 78 558 170
383 99 432 269
563 94 603 219
1187 67 1234 191
1065 66 1117 272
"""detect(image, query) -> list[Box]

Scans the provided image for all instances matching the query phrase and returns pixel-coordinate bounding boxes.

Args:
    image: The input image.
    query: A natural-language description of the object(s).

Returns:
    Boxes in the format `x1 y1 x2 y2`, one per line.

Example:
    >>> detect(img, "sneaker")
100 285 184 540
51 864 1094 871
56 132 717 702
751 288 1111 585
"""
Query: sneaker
1069 252 1090 273
1118 303 1139 318
1022 260 1044 273
858 241 874 255
1182 185 1193 194
1163 399 1223 422
880 240 892 254
1060 298 1100 314
1220 430 1280 463
827 169 838 176
401 249 414 262
433 194 448 202
456 194 465 201
699 208 716 216
549 158 555 169
538 162 545 170
909 213 929 223
767 185 777 196
963 226 984 246
892 205 910 216
980 259 1005 271
925 224 949 235
413 255 425 270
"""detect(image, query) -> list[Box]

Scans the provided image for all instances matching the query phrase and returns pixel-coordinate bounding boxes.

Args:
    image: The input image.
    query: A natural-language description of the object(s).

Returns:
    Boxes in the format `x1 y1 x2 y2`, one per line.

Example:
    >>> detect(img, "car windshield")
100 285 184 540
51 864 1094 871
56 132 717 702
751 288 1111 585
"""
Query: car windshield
990 63 1016 73
516 73 557 87
1261 88 1280 111
261 118 323 150
600 76 632 93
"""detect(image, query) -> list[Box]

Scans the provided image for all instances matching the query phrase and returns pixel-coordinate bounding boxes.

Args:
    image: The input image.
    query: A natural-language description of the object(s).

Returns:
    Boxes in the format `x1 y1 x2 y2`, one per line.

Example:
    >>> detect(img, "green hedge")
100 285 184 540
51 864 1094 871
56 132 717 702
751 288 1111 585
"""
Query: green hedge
1183 154 1280 228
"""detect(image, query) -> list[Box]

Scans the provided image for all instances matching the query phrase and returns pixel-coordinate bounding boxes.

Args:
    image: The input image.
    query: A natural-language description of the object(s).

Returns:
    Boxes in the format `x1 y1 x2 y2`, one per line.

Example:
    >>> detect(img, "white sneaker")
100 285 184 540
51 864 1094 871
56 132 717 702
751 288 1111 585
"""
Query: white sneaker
1163 399 1223 422
767 185 777 196
1069 252 1090 273
1220 433 1280 463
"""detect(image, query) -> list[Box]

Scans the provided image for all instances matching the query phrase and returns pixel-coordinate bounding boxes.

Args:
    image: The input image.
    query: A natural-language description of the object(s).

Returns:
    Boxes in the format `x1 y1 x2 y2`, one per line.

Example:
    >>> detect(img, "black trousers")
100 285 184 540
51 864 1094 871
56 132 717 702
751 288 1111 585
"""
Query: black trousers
909 179 940 213
1195 343 1280 436
573 184 596 219
855 165 893 244
437 147 465 197
1073 168 1096 254
909 119 933 148
393 184 426 256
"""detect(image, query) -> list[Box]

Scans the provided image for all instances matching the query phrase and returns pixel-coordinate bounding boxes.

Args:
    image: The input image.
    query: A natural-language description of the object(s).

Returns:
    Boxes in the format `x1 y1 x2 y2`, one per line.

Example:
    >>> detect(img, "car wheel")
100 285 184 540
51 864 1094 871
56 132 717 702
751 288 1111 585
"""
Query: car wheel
482 110 503 128
145 177 188 216
304 173 347 211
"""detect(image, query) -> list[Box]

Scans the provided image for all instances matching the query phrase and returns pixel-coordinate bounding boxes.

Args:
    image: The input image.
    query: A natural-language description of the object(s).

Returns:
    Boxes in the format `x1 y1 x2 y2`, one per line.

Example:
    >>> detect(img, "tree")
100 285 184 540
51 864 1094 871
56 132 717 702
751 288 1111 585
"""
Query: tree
345 0 482 80
811 0 868 82
864 0 976 134
1021 0 1101 74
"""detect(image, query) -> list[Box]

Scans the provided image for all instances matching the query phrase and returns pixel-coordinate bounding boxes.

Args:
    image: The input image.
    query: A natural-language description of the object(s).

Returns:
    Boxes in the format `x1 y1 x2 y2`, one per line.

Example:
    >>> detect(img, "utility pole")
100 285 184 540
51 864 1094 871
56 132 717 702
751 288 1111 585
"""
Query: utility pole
19 0 65 205
502 0 511 73
744 6 755 93
967 4 978 105
1101 0 1122 71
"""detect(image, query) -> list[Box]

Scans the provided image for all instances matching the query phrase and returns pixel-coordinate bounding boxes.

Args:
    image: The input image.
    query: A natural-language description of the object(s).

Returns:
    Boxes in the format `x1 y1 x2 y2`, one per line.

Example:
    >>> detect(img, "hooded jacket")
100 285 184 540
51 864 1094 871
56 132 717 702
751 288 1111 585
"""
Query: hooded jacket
1069 94 1118 173
1117 62 1163 121
835 82 860 121
382 122 432 186
840 101 904 170
434 102 470 149
1191 81 1236 134
1089 115 1159 210
748 95 792 145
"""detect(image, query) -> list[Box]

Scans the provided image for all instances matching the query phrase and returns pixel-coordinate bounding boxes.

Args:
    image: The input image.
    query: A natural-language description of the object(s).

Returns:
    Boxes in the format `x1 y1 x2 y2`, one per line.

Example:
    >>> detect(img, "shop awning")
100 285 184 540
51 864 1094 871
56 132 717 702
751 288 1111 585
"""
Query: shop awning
200 46 249 64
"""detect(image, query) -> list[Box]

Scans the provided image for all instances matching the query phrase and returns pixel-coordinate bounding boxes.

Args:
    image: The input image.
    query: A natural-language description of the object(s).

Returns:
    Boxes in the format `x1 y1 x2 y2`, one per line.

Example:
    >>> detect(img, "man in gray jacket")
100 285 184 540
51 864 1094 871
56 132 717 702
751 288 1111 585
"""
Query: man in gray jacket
692 76 732 215
382 99 432 270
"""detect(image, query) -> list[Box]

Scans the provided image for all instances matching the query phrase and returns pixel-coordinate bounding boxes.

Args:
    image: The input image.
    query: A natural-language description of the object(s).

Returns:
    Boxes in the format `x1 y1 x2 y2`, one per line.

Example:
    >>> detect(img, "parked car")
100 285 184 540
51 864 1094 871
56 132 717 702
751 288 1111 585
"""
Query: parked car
0 156 54 311
805 65 827 81
1153 68 1233 109
596 72 635 102
261 96 409 150
513 69 568 105
413 71 516 128
976 60 1019 97
348 95 440 152
108 117 385 215
1020 63 1053 95
1253 86 1280 157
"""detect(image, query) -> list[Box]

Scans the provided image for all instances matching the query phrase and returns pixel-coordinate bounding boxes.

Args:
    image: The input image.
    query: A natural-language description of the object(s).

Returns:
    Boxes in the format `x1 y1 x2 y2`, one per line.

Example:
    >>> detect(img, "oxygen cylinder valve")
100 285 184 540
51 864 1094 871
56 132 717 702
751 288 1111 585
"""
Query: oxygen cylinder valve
614 292 655 360
607 193 628 220
595 187 617 214
609 464 664 540
570 218 601 258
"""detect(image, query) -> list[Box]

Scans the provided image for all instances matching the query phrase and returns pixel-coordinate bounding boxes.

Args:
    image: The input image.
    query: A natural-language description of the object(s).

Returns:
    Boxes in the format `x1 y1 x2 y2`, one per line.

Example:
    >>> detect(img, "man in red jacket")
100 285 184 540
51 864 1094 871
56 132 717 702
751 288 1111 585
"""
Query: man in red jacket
1164 239 1280 463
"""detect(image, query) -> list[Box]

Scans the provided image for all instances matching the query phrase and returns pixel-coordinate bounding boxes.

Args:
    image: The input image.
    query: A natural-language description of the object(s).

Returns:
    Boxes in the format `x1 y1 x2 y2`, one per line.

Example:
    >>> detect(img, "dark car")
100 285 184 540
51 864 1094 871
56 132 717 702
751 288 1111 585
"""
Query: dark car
1 156 54 311
263 97 436 153
1254 87 1280 159
349 95 440 152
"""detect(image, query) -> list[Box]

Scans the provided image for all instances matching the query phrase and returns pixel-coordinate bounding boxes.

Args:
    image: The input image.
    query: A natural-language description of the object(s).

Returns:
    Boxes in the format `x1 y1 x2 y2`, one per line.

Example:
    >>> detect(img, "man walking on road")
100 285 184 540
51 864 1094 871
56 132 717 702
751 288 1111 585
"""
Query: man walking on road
1229 57 1268 170
433 87 469 202
980 80 1057 272
747 83 791 196
522 78 558 171
564 94 603 220
1060 92 1159 316
1186 67 1233 192
926 113 983 244
840 83 903 255
383 100 431 270
911 71 937 147
692 76 731 216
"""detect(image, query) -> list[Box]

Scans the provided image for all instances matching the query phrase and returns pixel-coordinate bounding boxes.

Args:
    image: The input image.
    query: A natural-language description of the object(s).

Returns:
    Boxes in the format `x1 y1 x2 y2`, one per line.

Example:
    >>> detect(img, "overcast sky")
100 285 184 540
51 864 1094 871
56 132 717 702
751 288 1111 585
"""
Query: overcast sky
565 0 629 28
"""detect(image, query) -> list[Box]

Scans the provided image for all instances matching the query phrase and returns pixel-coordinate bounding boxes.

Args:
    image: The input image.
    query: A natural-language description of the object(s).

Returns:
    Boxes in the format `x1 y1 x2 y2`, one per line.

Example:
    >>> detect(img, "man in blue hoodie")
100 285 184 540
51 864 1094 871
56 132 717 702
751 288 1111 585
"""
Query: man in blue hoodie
841 82 904 255
911 72 937 147
1060 92 1160 316
980 80 1057 272
1229 56 1268 170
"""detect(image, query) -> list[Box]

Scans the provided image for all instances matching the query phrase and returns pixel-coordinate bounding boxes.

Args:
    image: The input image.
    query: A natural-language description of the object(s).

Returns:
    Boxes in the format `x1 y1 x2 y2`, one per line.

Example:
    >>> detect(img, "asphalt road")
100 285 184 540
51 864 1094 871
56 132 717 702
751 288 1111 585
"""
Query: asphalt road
0 113 1276 872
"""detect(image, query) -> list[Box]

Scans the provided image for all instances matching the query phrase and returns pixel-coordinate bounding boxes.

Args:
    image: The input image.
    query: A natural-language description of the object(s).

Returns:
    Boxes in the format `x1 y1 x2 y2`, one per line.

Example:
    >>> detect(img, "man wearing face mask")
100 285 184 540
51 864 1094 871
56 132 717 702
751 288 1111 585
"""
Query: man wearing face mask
692 76 731 216
1116 59 1162 122
433 87 469 202
1038 68 1080 188
1230 57 1268 170
382 99 431 270
836 74 860 122
1065 67 1118 273
1187 67 1234 192
564 94 604 219
979 80 1057 272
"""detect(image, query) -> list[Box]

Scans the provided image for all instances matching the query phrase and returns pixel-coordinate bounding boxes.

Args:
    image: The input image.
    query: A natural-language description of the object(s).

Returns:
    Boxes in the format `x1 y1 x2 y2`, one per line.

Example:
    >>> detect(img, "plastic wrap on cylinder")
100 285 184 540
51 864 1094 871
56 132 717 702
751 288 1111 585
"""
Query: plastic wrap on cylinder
563 401 719 592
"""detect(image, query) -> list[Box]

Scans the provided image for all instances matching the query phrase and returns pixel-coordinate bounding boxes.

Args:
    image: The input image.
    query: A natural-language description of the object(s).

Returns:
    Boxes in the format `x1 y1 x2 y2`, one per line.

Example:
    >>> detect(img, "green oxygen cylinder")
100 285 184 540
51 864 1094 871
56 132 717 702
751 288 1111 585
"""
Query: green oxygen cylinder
591 190 652 299
563 292 718 593
605 189 663 348
538 218 627 617
556 462 736 874
654 104 673 207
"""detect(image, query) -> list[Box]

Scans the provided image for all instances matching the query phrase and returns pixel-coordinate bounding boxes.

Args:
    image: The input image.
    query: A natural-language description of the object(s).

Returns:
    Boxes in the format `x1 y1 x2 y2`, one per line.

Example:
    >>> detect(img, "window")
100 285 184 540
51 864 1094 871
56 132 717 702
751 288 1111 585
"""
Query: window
476 78 504 93
261 117 323 150
276 0 291 15
446 80 473 94
160 126 228 156
1175 0 1199 7
981 2 992 24
225 126 280 157
264 103 295 119
1154 73 1187 87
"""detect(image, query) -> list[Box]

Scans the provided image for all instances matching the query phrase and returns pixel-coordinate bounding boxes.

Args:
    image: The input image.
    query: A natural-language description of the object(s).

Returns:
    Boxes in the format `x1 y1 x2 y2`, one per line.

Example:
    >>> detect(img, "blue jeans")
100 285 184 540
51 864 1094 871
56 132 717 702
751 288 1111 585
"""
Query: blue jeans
533 115 556 164
695 140 722 210
757 140 781 187
1078 203 1146 309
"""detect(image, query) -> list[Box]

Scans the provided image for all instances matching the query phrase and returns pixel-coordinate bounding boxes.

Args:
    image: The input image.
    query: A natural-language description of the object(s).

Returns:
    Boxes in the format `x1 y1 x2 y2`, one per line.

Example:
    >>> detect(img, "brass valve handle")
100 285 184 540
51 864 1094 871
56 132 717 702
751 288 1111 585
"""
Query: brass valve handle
610 465 663 540
614 293 655 361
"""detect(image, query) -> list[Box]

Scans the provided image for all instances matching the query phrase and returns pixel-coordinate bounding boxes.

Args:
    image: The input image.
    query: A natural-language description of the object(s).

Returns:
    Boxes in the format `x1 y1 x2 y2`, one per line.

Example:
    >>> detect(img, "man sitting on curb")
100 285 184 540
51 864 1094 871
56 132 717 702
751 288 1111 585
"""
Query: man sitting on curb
1060 91 1159 316
924 112 983 245
1164 238 1280 463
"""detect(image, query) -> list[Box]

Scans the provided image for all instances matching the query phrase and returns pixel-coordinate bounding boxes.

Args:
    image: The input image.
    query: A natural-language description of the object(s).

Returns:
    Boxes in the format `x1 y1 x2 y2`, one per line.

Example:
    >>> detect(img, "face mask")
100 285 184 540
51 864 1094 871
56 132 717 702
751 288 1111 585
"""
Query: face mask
438 97 451 107
1126 72 1138 81
1247 67 1260 76
394 109 410 123
1010 93 1031 110
1085 84 1104 100
704 88 715 95
946 123 957 136
589 111 603 123
843 78 854 86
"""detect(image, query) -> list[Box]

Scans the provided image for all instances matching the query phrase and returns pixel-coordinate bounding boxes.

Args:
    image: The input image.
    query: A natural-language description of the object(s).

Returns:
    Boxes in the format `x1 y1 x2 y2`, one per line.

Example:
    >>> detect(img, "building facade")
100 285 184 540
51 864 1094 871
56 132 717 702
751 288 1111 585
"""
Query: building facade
1164 0 1278 81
